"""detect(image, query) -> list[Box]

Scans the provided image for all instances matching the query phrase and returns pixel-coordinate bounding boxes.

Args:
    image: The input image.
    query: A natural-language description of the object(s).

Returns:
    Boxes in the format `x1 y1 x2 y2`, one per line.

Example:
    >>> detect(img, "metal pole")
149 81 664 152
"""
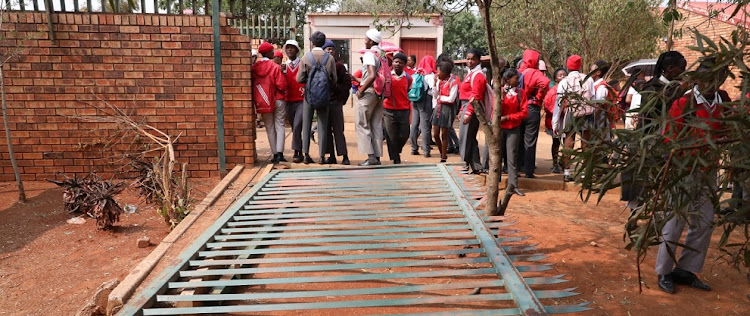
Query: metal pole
211 0 226 175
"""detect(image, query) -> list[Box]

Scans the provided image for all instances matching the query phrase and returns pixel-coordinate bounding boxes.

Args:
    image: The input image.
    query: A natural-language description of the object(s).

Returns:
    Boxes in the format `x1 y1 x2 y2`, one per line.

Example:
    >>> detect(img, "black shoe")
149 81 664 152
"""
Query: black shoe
552 165 561 174
564 175 574 182
462 164 470 171
278 153 287 162
292 151 303 163
271 153 280 163
424 152 431 158
672 268 711 291
358 158 381 166
393 155 401 164
658 274 675 294
447 147 458 154
303 155 314 164
341 155 350 165
411 150 419 155
325 156 337 164
440 158 447 163
318 158 326 165
513 188 525 196
502 167 507 174
525 174 536 179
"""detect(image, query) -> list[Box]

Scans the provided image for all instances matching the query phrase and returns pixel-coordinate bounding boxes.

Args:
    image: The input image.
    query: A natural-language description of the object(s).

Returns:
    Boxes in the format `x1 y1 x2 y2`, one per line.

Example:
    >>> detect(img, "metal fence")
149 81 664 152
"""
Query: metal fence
3 0 289 17
227 14 296 43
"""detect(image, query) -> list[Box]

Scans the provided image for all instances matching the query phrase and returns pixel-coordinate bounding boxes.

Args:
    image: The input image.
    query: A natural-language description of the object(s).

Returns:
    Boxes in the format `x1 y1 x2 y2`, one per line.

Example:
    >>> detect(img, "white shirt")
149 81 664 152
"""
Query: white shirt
362 46 380 82
693 85 722 113
432 75 458 108
552 71 589 134
592 78 608 101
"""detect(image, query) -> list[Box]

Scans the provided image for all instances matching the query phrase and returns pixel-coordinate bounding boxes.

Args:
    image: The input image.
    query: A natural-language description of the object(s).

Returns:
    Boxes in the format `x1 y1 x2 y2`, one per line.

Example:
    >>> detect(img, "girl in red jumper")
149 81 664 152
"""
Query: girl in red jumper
459 49 487 174
431 61 459 162
499 68 528 195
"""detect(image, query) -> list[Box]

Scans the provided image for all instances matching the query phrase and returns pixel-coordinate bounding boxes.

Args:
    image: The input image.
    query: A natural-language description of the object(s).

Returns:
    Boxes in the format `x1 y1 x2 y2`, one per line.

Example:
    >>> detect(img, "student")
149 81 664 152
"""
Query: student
282 40 305 163
355 28 385 166
552 55 592 182
383 53 413 164
499 68 528 195
431 61 459 162
322 40 351 165
252 41 288 163
656 58 730 294
517 49 550 178
437 53 460 154
544 68 567 173
459 49 486 174
297 31 337 164
410 55 436 157
273 50 283 65
589 60 614 133
405 54 417 76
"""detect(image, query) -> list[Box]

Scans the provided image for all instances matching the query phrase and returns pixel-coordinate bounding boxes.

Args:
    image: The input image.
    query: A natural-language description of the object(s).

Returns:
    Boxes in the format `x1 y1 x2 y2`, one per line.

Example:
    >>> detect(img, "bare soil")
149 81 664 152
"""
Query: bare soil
0 179 217 316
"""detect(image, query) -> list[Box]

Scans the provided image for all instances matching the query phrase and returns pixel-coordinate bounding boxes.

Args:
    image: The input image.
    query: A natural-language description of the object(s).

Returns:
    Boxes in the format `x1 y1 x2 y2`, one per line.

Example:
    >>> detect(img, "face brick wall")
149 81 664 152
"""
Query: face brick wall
0 12 257 181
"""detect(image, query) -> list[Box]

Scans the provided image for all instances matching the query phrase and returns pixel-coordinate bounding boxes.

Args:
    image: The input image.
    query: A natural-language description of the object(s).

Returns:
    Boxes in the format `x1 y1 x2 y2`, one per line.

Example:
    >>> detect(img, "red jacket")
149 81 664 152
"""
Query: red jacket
252 59 287 113
500 87 528 129
518 49 550 107
460 67 488 116
664 89 731 142
383 72 412 110
284 59 305 102
543 83 558 130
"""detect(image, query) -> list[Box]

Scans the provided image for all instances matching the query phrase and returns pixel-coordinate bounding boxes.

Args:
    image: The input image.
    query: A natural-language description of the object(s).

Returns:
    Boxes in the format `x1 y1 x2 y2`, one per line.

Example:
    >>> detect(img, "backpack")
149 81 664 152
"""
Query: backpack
408 73 426 102
372 50 392 98
304 52 331 109
594 81 619 122
470 70 495 120
563 73 594 118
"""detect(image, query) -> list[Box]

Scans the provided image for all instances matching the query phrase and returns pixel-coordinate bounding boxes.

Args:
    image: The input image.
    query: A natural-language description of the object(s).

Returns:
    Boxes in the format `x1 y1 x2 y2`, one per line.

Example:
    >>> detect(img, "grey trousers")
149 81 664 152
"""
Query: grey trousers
285 101 304 152
655 175 716 275
501 128 520 188
326 102 348 157
384 109 411 161
410 97 433 152
458 101 482 171
302 101 329 159
355 90 383 157
261 100 286 154
447 126 459 149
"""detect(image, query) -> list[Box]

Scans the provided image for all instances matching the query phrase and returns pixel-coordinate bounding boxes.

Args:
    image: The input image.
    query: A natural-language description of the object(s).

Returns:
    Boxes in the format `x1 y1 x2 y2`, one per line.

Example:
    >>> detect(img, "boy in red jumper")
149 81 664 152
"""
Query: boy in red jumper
383 53 412 164
282 40 306 163
655 59 730 294
252 41 288 163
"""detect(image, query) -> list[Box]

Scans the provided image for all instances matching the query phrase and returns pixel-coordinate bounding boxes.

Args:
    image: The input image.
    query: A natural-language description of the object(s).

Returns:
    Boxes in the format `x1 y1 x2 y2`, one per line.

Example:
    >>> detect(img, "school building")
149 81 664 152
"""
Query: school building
663 1 749 97
303 13 444 73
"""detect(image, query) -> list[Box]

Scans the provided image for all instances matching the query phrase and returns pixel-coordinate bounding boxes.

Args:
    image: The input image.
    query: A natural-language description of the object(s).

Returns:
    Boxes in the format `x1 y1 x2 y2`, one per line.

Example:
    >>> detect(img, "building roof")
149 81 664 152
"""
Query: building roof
675 1 749 28
307 12 441 18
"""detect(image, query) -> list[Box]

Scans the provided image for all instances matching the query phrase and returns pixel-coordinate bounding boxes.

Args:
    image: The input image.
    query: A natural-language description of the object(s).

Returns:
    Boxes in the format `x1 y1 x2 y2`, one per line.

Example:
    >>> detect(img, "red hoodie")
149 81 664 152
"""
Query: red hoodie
252 59 287 113
518 50 550 107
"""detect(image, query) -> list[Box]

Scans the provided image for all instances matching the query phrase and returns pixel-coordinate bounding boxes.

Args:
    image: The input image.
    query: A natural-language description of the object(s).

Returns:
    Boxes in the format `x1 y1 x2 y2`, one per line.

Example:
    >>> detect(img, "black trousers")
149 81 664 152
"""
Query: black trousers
520 104 541 175
384 108 411 161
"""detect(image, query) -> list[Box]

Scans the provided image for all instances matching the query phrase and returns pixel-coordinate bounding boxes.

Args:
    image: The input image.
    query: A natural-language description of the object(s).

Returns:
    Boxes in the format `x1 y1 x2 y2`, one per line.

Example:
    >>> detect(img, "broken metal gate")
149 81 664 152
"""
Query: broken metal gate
119 164 589 315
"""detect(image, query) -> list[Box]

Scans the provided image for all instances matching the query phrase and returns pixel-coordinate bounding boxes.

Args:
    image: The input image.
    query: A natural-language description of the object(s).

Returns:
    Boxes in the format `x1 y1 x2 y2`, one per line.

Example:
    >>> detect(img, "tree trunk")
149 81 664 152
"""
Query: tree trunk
1 66 27 202
475 0 508 216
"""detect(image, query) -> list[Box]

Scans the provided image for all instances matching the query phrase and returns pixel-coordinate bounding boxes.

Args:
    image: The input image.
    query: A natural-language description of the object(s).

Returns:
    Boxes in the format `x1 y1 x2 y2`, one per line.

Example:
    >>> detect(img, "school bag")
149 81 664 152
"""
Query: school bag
408 72 426 102
470 70 495 120
594 80 619 122
562 72 594 117
372 49 392 98
304 52 331 109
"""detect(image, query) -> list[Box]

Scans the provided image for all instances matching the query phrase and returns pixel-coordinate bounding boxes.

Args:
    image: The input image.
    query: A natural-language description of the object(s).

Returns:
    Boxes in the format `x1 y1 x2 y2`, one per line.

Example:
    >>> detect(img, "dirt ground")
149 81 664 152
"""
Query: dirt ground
0 178 218 316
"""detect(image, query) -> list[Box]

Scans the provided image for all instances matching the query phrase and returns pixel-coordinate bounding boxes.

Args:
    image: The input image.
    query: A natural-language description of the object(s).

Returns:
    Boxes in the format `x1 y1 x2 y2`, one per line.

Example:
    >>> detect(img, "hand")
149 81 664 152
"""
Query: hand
462 115 471 125
281 64 286 73
500 116 509 123
356 90 364 99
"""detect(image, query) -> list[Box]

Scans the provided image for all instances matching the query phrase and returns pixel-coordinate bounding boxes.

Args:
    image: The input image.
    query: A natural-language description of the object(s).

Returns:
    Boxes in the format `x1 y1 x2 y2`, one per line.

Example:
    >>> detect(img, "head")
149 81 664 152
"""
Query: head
283 40 300 59
538 60 547 74
258 42 275 59
692 57 728 96
310 31 326 48
607 79 621 91
392 53 407 73
365 28 382 49
273 50 283 65
654 50 687 81
436 61 454 80
407 55 417 68
512 56 523 69
437 53 453 65
322 40 336 56
590 60 610 80
503 68 521 88
553 68 568 82
466 49 482 69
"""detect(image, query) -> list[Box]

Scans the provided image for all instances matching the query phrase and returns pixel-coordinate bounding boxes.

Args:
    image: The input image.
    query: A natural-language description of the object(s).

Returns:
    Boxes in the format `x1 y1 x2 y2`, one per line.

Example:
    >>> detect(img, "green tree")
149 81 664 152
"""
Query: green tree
442 10 487 59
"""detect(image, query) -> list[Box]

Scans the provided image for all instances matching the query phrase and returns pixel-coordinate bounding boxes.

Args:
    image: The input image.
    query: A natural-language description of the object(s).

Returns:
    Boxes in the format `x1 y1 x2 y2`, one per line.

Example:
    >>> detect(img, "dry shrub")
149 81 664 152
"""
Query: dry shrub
49 173 125 230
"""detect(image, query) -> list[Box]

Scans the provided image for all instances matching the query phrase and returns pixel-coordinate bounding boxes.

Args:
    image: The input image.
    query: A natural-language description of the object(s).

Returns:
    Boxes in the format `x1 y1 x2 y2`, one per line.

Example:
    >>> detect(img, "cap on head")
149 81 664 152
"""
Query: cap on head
322 40 335 50
258 42 274 54
282 39 300 52
366 28 382 44
538 60 547 71
566 55 582 71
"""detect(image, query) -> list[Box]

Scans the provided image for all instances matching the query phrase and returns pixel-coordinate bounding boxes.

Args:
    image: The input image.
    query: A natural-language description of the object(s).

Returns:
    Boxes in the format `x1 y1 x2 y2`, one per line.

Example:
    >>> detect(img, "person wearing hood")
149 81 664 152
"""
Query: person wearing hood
322 40 351 165
297 31 337 164
354 28 385 166
409 55 436 158
252 41 288 163
516 49 550 178
282 39 306 163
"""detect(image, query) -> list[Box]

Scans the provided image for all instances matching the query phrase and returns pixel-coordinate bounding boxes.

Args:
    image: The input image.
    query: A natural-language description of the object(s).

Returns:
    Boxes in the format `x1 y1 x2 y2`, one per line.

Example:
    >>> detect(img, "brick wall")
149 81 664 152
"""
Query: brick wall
0 12 258 181
661 8 745 97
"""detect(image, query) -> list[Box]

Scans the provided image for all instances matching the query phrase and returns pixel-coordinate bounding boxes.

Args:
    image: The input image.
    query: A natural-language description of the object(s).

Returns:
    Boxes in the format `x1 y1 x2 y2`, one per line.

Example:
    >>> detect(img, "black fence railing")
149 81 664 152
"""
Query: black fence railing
3 0 264 15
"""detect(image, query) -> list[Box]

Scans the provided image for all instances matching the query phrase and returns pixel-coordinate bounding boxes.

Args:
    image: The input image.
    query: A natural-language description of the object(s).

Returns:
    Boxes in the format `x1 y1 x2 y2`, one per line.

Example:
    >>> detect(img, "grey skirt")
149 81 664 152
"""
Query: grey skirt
432 103 456 128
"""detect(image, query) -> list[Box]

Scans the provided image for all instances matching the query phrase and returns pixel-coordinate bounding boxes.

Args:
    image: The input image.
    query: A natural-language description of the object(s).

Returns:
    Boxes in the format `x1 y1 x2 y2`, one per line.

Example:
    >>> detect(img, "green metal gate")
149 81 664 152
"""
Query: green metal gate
118 164 589 315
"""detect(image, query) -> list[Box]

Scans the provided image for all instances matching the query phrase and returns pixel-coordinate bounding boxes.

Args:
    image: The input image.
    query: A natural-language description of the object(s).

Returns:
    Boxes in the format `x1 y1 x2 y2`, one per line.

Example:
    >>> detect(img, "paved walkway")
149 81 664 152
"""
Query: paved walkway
255 102 563 182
